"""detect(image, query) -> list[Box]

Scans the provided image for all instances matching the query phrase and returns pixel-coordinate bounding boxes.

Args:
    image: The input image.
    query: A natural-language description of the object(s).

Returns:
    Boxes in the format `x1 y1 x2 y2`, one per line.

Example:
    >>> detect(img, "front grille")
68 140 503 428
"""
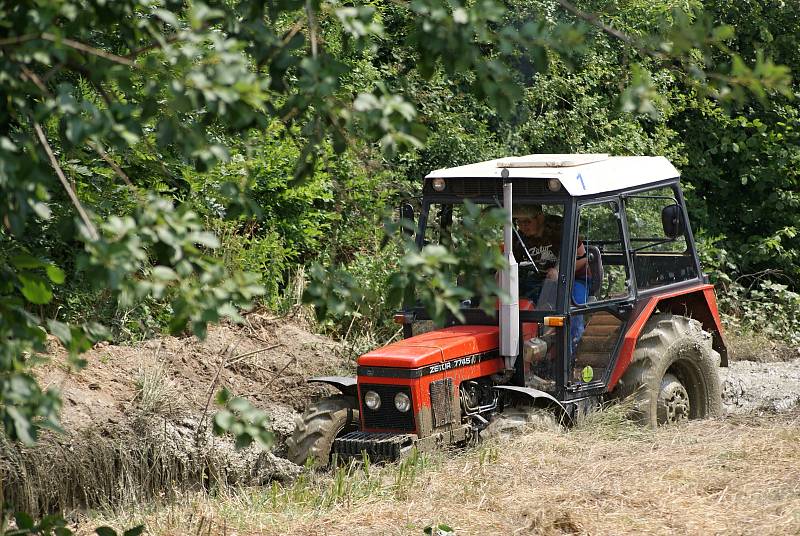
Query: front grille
334 431 416 462
424 178 548 198
430 378 454 427
360 384 416 432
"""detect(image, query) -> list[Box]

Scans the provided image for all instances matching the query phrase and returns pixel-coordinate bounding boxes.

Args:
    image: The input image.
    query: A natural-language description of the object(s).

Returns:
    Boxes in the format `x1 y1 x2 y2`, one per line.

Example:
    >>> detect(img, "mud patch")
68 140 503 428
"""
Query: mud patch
721 359 800 414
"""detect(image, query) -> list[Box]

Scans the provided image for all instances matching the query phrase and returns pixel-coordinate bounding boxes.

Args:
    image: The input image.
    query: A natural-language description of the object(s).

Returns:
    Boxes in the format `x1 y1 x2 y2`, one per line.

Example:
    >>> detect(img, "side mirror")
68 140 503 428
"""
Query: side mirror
661 204 684 239
399 202 415 237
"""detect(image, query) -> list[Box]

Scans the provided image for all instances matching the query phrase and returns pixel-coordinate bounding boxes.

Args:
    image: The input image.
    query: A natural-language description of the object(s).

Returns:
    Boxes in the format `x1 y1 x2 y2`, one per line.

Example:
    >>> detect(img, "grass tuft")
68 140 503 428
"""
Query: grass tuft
133 358 180 417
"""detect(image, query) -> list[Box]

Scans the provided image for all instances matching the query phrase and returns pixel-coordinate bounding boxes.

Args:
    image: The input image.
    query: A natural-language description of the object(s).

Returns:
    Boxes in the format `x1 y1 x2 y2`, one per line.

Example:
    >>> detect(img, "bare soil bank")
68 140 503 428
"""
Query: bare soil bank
0 313 353 513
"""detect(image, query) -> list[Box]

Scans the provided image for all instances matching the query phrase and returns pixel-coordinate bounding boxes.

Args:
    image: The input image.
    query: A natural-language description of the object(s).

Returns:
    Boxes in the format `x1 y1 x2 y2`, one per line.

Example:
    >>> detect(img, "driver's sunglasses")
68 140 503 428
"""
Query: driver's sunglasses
516 217 538 225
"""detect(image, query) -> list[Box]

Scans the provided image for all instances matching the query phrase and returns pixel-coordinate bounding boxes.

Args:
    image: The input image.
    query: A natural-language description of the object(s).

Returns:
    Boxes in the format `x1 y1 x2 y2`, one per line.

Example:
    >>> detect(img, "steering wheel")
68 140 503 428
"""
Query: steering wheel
518 260 540 274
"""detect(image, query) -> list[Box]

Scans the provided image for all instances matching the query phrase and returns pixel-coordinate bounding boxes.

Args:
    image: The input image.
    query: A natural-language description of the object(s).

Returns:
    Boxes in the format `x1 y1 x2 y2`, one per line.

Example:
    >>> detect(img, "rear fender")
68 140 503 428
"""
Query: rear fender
656 287 727 364
608 284 728 391
307 376 357 397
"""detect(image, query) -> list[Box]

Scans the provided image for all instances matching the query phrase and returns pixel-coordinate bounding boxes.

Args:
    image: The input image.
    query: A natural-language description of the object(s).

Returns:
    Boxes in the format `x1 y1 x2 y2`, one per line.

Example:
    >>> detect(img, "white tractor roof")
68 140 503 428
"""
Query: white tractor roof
425 154 680 197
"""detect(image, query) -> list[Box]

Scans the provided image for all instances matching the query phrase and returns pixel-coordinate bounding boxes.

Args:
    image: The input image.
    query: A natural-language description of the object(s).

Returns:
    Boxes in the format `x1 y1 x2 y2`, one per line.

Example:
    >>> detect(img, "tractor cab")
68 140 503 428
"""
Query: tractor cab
289 154 727 466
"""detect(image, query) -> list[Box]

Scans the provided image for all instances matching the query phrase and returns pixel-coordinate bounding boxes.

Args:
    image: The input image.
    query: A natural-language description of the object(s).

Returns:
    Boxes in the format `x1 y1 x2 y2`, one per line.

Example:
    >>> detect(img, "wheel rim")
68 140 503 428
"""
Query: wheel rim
659 379 690 424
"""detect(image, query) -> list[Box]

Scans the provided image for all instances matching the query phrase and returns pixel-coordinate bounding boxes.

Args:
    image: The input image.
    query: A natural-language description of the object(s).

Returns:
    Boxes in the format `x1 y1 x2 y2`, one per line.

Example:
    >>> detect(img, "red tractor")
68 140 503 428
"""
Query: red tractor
288 154 726 466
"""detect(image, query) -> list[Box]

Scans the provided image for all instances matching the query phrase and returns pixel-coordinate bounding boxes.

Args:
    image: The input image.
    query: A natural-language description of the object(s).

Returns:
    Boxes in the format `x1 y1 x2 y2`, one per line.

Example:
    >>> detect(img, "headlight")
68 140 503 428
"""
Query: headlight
547 178 562 192
394 392 411 413
364 390 381 410
432 178 446 192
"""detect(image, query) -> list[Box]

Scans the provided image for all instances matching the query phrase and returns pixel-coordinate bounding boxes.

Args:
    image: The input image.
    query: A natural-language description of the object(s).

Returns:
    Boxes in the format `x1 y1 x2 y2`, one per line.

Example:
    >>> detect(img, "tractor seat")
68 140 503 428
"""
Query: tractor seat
586 245 603 298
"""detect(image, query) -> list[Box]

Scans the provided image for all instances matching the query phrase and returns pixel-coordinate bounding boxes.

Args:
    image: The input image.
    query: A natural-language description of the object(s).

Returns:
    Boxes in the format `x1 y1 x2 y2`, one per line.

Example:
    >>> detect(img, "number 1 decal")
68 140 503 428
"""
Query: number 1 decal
577 173 586 190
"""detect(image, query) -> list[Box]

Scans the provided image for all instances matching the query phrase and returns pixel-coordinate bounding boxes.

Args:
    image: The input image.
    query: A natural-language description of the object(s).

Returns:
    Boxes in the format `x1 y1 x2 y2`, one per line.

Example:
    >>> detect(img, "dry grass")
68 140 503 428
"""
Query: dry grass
0 415 292 516
81 409 800 536
723 320 798 363
133 357 181 418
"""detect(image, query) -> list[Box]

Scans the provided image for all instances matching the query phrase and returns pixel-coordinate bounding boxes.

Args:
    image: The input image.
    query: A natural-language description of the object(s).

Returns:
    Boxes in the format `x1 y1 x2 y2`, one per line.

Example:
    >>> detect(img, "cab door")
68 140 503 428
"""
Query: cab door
566 198 634 389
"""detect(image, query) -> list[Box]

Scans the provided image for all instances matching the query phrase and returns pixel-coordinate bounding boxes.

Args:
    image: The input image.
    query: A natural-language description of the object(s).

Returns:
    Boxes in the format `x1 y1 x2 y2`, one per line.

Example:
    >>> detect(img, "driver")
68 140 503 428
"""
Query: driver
513 204 590 349
512 204 561 304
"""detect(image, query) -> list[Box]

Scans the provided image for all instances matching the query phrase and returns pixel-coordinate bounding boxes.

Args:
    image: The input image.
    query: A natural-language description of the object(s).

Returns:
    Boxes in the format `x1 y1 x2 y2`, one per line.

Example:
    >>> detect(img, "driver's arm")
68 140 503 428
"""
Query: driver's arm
575 241 588 273
547 241 587 280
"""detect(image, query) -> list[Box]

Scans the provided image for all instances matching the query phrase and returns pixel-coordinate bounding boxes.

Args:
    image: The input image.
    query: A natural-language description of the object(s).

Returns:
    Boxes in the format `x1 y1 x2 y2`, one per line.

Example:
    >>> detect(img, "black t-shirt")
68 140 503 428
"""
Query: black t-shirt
513 228 561 272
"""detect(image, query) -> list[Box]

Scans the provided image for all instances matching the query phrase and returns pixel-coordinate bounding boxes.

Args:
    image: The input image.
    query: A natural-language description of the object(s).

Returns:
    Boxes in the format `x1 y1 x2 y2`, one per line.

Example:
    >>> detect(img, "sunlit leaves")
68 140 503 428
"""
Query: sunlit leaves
388 203 508 325
1 374 63 446
213 388 274 450
620 63 666 118
334 4 384 40
308 202 508 326
79 195 265 339
304 263 370 322
346 92 426 156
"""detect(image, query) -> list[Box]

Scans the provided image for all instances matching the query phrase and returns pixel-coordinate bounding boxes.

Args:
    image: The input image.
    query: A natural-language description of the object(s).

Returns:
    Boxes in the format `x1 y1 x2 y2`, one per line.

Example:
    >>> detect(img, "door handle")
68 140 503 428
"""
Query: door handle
617 302 634 315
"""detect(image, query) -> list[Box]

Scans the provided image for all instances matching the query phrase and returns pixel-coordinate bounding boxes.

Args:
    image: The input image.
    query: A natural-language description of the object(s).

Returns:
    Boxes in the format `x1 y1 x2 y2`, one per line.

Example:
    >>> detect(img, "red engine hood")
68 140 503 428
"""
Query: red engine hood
359 326 500 369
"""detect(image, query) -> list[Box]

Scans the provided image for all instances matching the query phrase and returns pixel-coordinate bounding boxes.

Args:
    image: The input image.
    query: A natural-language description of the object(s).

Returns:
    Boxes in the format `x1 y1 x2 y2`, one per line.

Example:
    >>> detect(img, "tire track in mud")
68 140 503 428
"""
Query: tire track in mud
721 358 800 414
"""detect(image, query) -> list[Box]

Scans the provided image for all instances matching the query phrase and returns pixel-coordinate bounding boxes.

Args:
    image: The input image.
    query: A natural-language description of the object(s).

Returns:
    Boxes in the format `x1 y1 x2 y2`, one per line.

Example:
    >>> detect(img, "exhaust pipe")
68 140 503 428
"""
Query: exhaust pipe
499 175 519 370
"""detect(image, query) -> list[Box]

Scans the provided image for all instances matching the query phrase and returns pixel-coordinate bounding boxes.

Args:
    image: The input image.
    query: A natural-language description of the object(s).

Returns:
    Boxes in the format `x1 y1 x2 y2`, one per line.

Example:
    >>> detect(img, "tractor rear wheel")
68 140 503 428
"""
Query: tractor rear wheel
615 314 721 427
286 395 359 467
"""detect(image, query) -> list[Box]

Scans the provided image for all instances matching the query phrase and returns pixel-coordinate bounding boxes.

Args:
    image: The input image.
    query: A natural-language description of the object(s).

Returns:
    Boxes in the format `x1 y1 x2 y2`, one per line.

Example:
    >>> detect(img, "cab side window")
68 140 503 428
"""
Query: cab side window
624 186 698 290
576 201 631 302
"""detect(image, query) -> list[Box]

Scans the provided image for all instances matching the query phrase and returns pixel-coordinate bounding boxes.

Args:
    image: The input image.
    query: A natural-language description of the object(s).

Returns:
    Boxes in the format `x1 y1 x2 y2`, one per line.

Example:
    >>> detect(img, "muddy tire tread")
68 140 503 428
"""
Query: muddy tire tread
615 314 721 427
286 395 359 467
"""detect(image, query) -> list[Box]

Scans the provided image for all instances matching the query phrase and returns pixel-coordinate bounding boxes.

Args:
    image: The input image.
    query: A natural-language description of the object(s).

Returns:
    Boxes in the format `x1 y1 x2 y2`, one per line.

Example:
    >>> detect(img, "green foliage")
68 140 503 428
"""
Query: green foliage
213 388 273 450
79 195 265 338
0 513 143 536
424 524 455 536
94 527 144 536
0 245 97 445
698 233 800 346
679 101 800 280
733 281 800 346
304 262 370 323
308 202 508 327
3 513 71 536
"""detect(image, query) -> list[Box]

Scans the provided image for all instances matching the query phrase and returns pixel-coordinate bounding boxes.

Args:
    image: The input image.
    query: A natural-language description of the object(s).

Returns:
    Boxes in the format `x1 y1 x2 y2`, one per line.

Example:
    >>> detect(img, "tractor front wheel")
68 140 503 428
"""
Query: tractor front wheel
615 314 721 427
286 395 359 467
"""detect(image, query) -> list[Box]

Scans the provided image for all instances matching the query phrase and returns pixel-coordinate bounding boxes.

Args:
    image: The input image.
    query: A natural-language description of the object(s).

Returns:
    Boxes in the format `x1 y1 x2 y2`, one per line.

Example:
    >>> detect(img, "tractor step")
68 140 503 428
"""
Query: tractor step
333 431 417 462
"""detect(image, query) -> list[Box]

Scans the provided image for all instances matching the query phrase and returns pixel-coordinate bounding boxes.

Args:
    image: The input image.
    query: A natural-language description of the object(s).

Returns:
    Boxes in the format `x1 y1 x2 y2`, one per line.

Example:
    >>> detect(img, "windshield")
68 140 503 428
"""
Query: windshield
417 200 567 315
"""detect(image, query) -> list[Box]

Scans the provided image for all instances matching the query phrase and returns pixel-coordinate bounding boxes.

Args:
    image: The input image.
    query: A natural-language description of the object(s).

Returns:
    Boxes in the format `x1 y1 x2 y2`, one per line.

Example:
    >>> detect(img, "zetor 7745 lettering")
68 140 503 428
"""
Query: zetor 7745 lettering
288 154 726 466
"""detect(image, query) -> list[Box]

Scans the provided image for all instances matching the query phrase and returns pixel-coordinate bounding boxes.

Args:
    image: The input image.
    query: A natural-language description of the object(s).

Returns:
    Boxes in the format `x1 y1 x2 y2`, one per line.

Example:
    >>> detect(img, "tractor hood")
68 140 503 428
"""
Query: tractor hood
359 326 500 369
